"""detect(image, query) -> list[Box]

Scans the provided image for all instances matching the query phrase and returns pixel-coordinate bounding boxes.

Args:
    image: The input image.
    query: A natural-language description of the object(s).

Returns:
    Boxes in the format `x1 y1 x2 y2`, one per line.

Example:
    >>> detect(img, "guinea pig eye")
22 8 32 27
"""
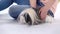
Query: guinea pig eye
24 13 32 25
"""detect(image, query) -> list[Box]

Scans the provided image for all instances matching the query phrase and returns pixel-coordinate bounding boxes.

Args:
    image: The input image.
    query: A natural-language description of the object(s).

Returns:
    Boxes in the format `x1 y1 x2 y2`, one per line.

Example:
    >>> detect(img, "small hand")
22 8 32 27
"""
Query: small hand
39 6 49 21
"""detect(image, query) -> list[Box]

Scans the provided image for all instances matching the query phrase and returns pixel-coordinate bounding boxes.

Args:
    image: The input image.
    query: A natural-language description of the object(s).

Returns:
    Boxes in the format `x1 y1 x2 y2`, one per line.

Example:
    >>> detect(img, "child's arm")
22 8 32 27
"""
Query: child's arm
39 0 56 21
30 0 36 8
50 0 58 14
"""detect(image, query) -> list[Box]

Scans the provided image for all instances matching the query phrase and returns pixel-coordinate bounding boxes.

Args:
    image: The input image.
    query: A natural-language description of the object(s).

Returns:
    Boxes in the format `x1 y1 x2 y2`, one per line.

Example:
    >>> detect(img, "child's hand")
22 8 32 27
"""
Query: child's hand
39 0 55 21
39 6 48 21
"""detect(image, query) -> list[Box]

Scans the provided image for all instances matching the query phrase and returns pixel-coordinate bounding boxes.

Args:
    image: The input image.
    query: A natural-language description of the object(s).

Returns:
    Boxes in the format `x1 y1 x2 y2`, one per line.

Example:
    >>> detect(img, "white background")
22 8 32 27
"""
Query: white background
0 3 60 34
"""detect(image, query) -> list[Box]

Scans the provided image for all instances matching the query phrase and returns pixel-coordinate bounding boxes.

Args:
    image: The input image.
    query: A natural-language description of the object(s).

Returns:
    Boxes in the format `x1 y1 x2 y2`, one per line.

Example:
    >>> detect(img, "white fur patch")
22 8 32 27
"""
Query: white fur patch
45 15 54 23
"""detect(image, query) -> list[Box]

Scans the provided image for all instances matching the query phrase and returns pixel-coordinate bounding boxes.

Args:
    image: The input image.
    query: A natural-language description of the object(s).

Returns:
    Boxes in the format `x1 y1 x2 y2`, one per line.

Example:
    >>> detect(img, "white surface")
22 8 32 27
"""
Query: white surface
0 3 60 34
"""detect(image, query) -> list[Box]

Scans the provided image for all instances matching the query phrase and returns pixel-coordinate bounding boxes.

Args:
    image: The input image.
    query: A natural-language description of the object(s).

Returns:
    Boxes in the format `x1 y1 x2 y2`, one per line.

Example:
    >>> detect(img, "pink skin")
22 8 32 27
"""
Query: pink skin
39 0 58 21
30 0 36 8
30 0 58 21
